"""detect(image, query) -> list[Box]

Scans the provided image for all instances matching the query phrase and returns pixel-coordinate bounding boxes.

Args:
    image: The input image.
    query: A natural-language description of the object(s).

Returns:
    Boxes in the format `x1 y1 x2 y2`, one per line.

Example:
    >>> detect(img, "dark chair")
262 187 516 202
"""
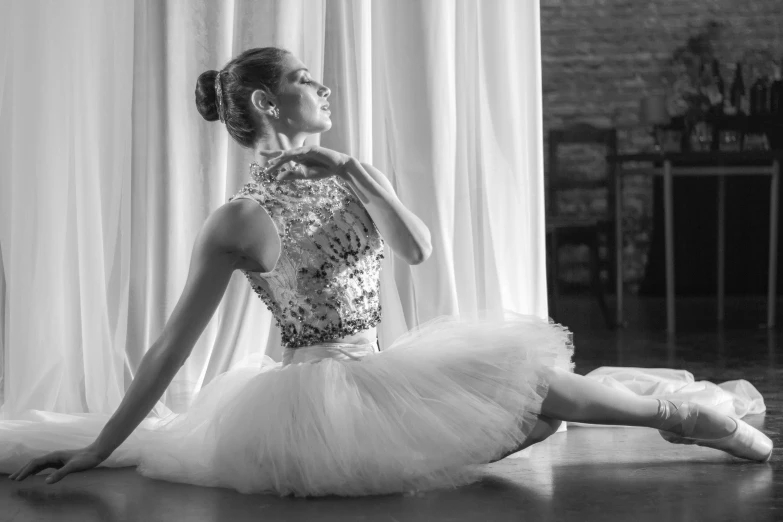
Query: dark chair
546 123 618 328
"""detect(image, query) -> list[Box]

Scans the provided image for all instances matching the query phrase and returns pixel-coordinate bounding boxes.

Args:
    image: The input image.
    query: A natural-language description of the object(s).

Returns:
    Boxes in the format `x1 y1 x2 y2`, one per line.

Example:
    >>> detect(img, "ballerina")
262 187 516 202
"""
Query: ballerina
5 47 773 497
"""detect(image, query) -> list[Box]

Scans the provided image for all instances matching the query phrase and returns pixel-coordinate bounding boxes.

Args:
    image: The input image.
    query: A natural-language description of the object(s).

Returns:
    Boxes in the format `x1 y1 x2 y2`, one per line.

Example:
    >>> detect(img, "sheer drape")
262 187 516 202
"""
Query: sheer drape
0 0 548 417
0 0 136 415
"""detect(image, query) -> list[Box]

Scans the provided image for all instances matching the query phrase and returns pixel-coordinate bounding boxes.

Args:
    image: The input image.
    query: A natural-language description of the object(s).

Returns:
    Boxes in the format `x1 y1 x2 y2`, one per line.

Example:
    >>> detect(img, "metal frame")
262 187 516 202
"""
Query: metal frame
611 153 781 334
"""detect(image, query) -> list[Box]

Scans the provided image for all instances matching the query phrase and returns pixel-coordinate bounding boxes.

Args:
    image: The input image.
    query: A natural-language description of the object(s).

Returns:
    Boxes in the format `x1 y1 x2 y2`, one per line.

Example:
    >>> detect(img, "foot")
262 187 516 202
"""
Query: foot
655 399 773 463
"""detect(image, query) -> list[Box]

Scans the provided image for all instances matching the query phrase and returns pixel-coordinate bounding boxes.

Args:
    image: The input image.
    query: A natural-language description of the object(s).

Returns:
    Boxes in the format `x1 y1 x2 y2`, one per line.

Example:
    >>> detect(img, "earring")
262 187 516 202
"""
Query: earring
272 108 279 119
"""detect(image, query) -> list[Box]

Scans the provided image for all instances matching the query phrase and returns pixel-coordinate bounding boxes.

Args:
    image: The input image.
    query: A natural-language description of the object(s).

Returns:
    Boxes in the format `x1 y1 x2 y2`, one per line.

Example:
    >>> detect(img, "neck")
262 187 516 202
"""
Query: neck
253 131 309 165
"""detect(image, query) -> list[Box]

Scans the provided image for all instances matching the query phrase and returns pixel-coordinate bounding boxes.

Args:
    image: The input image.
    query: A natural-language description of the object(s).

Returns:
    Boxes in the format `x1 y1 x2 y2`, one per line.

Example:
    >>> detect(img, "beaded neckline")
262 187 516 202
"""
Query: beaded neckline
248 161 351 198
250 161 282 185
250 161 327 186
244 161 352 223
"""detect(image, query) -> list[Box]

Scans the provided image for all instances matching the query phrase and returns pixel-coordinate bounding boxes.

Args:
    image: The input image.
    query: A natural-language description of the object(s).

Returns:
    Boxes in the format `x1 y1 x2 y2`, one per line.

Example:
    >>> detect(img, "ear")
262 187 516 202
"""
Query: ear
250 89 275 111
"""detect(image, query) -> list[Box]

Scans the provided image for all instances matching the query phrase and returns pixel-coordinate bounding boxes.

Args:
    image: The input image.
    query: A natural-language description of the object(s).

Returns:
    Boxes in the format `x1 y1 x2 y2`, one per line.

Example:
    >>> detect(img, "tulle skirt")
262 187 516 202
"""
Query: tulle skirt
0 310 574 497
1 309 770 497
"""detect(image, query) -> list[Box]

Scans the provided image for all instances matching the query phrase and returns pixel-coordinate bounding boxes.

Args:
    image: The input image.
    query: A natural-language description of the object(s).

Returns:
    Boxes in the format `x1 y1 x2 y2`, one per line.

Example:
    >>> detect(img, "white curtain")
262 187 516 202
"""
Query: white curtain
0 0 547 417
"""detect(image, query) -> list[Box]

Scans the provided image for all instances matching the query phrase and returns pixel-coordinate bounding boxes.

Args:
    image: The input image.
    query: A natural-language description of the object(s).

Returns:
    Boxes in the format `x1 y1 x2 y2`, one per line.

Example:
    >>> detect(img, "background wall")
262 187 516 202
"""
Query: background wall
541 0 783 293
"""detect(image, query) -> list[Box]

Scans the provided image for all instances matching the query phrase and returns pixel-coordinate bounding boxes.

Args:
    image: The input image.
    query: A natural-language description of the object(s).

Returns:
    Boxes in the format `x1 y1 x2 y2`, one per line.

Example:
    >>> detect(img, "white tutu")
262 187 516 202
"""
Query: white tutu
0 310 574 497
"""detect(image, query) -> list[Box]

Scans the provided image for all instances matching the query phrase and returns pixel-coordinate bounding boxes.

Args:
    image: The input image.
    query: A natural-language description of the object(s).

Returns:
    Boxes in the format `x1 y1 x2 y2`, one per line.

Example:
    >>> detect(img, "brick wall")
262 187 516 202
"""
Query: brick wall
541 0 783 292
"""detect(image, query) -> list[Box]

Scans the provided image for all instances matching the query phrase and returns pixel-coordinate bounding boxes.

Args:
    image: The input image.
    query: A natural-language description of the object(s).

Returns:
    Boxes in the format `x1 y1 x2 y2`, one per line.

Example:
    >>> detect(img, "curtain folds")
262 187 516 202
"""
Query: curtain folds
0 0 547 417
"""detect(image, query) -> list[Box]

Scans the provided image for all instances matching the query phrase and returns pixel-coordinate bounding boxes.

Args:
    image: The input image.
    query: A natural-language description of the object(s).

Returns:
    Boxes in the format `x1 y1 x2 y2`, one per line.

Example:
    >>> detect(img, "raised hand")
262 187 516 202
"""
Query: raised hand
9 447 106 484
260 145 351 182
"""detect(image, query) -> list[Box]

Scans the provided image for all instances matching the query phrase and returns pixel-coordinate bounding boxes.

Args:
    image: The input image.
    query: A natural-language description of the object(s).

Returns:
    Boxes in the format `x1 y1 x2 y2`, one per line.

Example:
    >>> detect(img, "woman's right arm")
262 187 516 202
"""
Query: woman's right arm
10 200 263 483
86 201 250 460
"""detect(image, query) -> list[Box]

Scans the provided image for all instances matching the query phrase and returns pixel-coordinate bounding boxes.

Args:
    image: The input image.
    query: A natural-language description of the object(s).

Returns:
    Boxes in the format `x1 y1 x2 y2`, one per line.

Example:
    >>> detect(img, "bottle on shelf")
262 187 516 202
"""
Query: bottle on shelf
698 60 709 101
770 62 782 116
750 72 770 115
710 58 725 113
729 62 747 115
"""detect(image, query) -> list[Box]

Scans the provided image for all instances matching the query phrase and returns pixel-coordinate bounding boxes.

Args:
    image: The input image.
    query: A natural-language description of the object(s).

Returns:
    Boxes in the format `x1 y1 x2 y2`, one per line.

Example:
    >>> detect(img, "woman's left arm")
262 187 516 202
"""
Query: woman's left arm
339 157 432 265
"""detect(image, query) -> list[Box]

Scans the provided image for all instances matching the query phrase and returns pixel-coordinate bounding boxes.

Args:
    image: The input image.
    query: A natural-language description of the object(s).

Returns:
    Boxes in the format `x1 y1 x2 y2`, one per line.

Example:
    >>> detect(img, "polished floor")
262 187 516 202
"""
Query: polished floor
2 295 781 522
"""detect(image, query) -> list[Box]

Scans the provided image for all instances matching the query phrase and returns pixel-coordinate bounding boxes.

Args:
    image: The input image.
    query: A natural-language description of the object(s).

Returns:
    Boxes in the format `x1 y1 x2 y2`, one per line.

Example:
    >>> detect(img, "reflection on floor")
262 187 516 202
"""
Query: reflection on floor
1 295 781 522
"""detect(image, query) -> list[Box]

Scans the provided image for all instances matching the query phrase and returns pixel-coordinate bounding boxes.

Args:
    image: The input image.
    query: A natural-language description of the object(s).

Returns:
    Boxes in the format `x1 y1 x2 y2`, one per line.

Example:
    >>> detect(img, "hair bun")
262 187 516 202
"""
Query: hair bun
195 70 220 122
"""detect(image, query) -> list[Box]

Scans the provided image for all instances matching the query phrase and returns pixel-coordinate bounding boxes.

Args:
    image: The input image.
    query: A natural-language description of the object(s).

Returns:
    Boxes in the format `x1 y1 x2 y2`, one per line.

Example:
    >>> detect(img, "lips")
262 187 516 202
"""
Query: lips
321 103 330 110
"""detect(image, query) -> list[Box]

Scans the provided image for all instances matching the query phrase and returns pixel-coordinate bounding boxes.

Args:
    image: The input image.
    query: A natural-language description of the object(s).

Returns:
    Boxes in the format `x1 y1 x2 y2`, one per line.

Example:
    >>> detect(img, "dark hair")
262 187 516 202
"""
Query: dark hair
195 47 292 148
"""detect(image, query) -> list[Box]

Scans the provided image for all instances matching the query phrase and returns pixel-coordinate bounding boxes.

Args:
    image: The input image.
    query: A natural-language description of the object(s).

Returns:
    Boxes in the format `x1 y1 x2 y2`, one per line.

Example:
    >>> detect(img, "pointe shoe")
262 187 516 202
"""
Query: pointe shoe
656 399 773 463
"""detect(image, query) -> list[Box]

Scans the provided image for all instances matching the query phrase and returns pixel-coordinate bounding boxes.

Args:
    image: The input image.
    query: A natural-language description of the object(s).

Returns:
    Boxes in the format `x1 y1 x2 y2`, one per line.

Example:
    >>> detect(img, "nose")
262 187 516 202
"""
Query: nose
320 85 330 99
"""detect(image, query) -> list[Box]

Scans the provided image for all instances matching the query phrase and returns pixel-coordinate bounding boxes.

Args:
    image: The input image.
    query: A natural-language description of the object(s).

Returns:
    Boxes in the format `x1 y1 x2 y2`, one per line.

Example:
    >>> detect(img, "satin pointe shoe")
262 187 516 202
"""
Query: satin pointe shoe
655 399 773 463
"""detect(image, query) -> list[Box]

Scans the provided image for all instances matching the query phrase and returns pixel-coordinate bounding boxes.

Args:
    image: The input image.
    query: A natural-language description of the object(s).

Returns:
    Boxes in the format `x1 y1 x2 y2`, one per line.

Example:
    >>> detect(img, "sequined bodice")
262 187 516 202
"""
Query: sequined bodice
228 163 385 348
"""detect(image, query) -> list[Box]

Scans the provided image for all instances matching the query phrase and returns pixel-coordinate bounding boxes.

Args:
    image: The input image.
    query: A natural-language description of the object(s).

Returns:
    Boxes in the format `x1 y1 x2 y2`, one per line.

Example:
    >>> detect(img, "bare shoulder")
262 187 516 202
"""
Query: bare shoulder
200 197 280 274
204 198 273 252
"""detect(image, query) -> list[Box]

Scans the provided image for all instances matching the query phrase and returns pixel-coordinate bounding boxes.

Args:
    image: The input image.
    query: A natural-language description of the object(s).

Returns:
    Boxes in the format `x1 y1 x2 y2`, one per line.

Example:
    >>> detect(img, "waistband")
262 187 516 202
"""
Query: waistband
282 341 379 366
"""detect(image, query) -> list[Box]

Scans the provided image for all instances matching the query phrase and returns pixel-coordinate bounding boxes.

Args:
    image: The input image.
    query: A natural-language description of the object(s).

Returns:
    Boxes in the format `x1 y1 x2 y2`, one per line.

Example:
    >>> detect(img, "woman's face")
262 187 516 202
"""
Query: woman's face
260 54 332 137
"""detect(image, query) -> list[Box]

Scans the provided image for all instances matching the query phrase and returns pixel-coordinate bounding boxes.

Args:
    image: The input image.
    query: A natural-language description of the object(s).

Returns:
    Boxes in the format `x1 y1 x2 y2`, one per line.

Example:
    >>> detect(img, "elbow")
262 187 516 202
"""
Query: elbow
409 242 433 265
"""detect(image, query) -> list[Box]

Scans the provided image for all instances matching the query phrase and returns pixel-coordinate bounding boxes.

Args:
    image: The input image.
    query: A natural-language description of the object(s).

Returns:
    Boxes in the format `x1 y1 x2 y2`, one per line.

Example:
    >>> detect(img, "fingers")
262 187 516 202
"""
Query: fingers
259 149 284 159
272 161 312 181
9 453 62 482
261 146 312 170
260 147 303 163
10 462 37 481
275 164 311 182
278 165 332 182
10 459 42 481
268 153 302 172
45 462 76 484
261 146 345 181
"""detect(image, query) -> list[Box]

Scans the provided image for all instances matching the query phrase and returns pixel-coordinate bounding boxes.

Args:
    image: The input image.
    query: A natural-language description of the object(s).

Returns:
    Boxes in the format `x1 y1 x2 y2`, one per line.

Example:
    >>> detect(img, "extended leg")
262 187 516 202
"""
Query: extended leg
539 367 735 436
487 367 772 464
537 367 774 462
488 368 672 465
